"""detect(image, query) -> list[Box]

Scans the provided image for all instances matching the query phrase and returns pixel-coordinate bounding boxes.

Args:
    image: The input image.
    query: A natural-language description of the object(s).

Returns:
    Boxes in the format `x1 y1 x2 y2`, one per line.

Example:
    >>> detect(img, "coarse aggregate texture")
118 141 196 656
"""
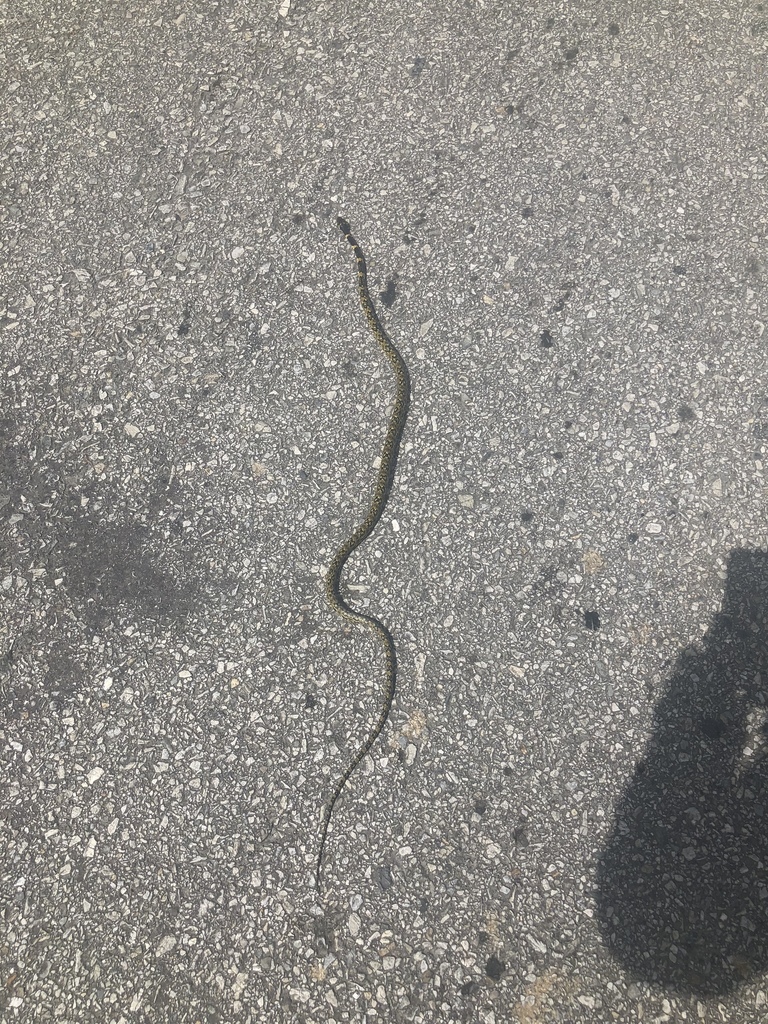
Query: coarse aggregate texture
1 1 767 1022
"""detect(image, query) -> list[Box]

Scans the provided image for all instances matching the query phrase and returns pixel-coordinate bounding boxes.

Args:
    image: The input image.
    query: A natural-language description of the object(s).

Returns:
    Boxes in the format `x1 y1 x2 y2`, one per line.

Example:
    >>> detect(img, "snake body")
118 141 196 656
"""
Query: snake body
316 217 411 893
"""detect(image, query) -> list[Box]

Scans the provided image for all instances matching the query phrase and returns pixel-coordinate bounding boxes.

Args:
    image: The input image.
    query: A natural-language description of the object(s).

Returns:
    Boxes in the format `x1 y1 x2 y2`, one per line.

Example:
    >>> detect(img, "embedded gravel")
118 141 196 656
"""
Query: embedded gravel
1 2 767 1022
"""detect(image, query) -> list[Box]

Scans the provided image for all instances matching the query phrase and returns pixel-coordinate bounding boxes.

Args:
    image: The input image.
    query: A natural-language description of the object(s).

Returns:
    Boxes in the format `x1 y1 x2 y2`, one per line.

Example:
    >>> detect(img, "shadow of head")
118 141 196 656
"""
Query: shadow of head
596 548 768 996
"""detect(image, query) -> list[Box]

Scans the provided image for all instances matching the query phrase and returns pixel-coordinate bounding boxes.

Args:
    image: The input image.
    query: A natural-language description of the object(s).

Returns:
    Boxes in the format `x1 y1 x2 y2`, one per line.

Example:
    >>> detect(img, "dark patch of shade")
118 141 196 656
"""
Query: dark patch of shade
514 825 529 847
379 279 397 309
595 548 768 995
701 716 727 740
485 955 506 981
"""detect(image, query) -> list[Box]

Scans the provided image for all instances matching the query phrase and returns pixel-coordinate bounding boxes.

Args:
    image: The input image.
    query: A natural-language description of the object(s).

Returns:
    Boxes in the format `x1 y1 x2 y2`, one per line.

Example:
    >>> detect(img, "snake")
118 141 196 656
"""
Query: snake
315 217 411 894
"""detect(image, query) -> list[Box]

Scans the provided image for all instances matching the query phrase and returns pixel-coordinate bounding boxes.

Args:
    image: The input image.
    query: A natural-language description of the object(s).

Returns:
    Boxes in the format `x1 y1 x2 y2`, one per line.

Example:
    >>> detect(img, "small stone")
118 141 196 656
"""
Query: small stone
582 550 604 573
374 866 393 891
156 935 177 956
86 767 104 785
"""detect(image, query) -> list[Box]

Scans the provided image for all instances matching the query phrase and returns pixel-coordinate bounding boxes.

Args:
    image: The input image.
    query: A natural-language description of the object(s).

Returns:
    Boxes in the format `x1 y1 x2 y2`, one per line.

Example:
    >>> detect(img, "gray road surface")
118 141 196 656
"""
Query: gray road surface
2 2 768 1022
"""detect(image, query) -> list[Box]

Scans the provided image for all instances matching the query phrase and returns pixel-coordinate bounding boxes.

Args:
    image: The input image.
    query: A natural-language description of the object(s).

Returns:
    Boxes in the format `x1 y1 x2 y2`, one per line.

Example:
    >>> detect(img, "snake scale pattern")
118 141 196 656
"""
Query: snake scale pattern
316 217 411 894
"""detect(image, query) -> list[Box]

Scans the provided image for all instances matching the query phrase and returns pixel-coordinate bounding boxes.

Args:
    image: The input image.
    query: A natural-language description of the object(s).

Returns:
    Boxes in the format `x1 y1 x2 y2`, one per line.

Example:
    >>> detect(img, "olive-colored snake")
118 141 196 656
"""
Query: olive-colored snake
316 217 411 893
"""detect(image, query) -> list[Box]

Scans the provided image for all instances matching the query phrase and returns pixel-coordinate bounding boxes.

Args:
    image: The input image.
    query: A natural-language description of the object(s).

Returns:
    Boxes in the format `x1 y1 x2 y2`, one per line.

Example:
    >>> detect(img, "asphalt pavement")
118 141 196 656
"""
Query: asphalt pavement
1 2 767 1022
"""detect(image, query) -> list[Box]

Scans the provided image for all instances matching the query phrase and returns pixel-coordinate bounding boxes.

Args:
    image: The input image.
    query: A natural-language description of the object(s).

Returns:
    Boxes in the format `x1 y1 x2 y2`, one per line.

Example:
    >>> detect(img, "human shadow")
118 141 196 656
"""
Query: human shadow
596 548 768 996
